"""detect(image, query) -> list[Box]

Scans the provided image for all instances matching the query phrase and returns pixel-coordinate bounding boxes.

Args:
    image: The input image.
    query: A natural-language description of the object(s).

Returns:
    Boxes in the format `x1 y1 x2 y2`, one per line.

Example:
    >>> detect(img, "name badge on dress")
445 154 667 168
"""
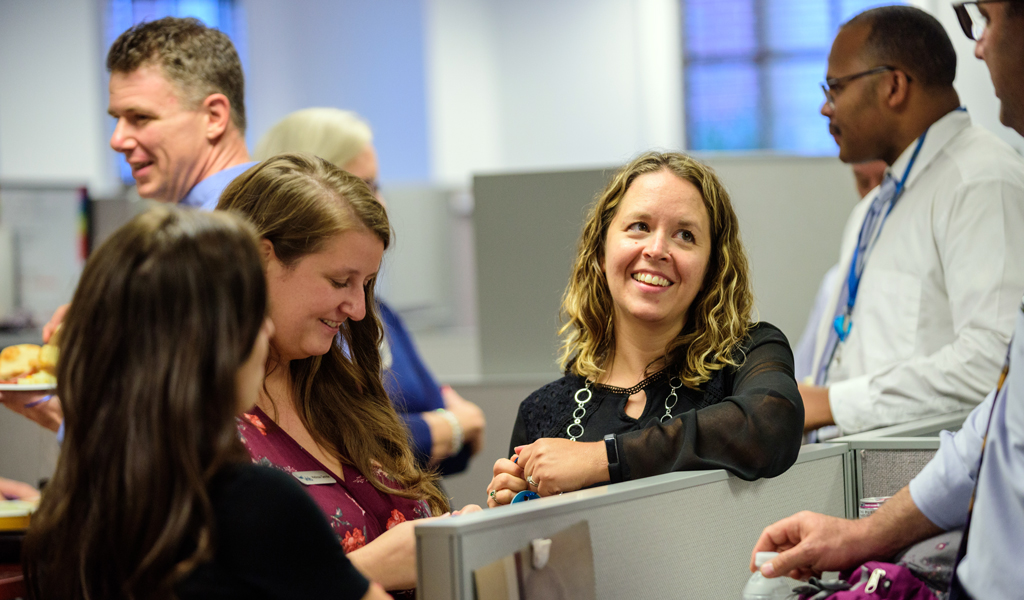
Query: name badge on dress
292 470 337 485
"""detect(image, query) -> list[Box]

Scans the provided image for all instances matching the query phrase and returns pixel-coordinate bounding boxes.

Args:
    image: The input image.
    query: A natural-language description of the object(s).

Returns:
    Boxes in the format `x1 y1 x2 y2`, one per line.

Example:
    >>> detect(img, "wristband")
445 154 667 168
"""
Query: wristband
436 408 463 456
604 433 623 483
23 394 54 409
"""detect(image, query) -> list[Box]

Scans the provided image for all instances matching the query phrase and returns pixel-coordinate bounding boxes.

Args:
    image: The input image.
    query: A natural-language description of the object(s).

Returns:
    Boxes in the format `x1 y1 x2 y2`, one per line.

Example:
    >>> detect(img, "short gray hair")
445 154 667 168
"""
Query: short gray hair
254 108 372 169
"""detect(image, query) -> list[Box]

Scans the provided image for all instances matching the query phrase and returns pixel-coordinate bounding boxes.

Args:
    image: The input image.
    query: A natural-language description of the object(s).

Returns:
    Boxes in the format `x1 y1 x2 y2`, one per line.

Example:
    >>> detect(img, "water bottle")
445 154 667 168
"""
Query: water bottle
742 552 792 600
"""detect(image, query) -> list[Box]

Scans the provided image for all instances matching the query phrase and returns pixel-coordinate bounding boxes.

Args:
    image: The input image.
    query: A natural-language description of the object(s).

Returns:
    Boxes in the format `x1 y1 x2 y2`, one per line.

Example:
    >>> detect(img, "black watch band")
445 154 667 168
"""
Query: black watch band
604 433 623 483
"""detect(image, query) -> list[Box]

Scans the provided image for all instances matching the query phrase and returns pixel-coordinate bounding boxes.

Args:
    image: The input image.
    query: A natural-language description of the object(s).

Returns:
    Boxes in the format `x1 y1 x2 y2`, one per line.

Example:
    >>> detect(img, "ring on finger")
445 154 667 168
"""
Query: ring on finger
489 489 497 499
527 474 538 487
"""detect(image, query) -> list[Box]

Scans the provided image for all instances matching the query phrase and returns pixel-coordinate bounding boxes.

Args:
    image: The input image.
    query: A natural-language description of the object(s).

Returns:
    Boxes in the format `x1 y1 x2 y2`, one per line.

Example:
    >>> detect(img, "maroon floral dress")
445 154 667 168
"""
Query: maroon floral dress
236 406 432 554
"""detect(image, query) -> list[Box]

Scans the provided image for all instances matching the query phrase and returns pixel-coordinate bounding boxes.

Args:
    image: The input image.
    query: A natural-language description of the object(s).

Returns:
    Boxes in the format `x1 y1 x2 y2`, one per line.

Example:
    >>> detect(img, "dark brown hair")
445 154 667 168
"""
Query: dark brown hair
23 206 267 599
218 153 448 515
107 16 247 133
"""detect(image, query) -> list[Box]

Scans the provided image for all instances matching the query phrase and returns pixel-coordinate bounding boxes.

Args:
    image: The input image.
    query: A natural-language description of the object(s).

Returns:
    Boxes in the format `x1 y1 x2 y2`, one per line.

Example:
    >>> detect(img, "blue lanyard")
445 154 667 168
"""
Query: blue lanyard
834 129 928 342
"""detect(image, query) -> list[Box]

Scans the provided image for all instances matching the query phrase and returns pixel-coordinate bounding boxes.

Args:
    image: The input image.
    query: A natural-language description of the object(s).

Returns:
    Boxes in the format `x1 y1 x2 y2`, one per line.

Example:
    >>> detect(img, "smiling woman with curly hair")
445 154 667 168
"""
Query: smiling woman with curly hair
486 151 804 506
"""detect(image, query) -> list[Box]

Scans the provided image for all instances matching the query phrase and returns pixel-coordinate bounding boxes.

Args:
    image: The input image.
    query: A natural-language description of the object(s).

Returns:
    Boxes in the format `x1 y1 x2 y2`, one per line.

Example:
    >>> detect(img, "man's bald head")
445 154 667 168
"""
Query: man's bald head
842 6 957 89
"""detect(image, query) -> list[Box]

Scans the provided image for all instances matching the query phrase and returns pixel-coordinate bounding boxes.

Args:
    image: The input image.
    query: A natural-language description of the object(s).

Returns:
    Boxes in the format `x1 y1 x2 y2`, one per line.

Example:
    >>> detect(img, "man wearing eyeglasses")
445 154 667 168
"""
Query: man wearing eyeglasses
800 4 1024 439
753 3 1024 599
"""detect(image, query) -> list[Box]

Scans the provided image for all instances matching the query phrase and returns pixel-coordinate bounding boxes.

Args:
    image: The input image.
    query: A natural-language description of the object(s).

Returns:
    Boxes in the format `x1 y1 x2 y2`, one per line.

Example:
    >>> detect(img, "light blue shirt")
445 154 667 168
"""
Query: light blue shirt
909 302 1024 600
179 162 256 211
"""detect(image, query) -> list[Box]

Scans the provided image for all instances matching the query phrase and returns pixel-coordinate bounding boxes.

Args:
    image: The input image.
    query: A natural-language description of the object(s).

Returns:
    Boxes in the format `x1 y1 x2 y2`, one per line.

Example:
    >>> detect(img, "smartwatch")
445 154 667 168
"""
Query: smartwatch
604 433 623 483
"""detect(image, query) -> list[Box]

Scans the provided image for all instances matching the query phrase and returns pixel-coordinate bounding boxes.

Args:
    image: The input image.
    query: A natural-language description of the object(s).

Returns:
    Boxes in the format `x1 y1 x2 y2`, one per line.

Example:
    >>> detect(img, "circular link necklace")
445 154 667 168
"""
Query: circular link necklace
566 370 684 441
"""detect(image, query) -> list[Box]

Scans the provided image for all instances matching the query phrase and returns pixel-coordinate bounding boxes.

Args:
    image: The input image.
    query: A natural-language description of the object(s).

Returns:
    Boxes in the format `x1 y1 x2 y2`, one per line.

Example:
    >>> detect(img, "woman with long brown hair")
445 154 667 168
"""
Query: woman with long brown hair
487 151 804 506
219 153 478 594
22 206 387 599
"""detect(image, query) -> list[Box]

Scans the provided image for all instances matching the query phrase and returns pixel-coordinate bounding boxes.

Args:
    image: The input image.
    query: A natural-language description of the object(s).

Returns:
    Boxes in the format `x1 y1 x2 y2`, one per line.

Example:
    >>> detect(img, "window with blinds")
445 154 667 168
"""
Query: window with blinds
684 0 900 153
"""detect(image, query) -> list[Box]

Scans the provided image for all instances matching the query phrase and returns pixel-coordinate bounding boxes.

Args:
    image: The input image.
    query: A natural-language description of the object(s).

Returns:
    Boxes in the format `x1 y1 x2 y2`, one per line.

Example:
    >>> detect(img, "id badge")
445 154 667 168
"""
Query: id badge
292 470 337 486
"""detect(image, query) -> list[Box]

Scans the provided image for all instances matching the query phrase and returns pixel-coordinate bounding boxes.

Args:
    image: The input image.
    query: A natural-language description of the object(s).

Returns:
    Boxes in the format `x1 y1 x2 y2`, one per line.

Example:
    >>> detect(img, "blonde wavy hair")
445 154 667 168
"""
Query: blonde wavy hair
559 151 754 388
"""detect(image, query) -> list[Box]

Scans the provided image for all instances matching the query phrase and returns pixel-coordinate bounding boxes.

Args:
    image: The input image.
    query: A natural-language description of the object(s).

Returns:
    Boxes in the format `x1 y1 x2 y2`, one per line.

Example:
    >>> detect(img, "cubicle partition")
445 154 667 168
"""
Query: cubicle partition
833 410 972 518
416 444 848 600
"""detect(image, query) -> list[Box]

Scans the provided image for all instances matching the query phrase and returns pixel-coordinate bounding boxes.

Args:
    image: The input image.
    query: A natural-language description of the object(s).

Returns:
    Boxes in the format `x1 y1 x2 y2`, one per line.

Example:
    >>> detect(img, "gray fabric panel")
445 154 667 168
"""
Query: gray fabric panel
859 449 937 500
451 456 845 600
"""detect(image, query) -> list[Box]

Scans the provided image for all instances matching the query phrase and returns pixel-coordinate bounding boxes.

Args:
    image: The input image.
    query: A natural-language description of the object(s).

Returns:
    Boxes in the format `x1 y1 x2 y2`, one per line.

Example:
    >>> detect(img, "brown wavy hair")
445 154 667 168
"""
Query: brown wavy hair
559 151 754 387
23 206 267 599
218 153 448 514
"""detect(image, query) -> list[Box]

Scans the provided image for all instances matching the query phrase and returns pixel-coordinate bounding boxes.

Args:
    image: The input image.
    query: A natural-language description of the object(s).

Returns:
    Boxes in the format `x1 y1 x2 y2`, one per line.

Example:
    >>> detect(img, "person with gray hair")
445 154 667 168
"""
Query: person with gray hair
256 108 486 475
256 108 377 191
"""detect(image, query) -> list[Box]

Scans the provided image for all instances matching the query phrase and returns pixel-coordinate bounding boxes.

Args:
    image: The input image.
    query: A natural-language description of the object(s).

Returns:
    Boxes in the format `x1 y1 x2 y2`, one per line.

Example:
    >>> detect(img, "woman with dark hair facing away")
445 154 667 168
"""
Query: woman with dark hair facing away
487 151 804 506
219 153 479 594
22 206 388 599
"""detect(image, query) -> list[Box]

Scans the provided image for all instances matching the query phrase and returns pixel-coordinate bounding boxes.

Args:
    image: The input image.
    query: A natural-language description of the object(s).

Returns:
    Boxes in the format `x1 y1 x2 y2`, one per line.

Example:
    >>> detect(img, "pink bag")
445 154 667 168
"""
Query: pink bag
796 561 938 600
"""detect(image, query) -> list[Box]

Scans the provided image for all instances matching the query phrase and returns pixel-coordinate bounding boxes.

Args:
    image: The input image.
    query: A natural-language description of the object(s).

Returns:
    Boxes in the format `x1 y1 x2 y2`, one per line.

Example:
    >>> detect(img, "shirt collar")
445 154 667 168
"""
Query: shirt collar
179 161 257 211
887 108 970 189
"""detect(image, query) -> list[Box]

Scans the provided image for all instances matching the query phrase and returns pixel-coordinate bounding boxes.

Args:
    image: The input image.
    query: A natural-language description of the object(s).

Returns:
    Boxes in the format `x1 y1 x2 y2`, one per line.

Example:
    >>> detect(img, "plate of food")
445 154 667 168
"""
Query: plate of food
0 343 58 391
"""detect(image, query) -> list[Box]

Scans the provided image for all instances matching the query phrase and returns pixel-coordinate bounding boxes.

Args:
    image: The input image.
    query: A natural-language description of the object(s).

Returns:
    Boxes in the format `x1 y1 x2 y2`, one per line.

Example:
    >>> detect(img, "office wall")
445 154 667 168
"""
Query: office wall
0 0 117 195
2 1 1018 194
424 0 684 187
243 0 432 183
473 156 859 377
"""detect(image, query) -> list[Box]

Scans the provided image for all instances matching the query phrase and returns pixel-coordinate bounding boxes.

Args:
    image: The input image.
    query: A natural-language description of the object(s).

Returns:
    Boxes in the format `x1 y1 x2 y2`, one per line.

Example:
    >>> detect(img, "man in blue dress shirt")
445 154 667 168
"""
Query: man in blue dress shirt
0 17 254 430
105 17 255 209
751 6 1024 597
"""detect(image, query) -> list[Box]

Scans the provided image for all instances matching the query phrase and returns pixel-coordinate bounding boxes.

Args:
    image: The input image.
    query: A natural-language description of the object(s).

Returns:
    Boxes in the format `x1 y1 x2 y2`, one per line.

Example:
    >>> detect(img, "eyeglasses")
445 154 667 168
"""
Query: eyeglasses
953 1 1013 40
820 66 910 109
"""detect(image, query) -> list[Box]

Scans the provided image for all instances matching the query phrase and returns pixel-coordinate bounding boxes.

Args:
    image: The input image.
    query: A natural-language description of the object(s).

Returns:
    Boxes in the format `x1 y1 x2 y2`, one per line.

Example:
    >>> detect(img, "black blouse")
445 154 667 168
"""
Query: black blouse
509 322 804 482
177 464 369 599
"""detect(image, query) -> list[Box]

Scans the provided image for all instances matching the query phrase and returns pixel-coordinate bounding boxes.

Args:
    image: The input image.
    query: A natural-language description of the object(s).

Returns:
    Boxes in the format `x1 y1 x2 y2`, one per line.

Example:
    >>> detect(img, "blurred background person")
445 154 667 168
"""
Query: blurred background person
255 108 485 476
0 476 39 501
792 159 887 384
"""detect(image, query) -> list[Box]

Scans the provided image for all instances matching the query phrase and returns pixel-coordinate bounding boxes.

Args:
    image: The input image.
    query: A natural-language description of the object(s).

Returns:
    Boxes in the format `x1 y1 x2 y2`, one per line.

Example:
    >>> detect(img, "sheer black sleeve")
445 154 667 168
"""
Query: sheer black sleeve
619 323 804 481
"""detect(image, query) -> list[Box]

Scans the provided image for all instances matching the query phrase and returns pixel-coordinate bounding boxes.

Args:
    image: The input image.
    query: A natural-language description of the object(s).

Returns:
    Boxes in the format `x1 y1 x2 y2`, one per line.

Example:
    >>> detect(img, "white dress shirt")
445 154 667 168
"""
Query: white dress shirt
809 109 1024 433
909 302 1024 600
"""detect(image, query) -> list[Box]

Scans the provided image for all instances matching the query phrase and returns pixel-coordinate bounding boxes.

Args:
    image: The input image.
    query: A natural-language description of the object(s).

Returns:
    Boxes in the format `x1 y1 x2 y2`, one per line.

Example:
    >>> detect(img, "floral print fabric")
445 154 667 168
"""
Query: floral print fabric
237 406 430 551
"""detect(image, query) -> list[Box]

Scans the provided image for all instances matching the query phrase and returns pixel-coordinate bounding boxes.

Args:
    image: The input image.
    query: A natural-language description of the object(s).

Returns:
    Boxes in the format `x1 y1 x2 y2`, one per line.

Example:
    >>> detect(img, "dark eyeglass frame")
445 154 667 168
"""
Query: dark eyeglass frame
820 66 911 109
953 1 1015 40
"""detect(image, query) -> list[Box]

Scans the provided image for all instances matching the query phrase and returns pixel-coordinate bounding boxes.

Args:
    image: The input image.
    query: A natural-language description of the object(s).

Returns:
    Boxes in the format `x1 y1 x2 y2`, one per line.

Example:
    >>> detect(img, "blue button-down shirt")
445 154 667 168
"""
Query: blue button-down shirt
179 162 256 211
909 303 1024 599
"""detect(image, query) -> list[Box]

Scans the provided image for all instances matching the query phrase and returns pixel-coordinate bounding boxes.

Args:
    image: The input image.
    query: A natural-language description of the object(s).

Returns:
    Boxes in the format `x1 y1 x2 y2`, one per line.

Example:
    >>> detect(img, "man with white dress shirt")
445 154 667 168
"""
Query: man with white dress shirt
801 5 1024 435
753 3 1024 598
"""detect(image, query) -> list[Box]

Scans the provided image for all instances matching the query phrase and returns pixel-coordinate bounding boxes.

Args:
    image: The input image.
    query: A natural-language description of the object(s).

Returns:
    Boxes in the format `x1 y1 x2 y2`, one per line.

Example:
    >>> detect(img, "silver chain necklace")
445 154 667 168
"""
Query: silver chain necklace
566 374 684 441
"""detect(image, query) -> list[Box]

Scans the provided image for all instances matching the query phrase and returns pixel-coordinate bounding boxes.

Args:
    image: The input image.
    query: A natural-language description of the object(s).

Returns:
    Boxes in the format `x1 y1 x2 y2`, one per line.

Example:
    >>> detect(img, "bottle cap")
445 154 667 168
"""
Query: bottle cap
755 552 778 568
